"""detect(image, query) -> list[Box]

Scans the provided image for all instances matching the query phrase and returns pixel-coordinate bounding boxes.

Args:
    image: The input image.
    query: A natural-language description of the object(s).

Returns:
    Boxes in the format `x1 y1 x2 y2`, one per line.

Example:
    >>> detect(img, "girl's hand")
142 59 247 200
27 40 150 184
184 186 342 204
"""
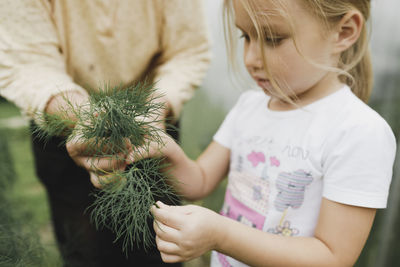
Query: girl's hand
151 201 223 263
126 131 177 164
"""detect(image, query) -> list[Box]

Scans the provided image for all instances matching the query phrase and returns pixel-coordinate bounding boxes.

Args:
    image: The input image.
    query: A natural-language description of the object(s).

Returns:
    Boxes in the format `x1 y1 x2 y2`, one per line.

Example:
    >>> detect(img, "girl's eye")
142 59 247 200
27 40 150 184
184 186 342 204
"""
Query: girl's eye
240 33 250 42
265 36 284 46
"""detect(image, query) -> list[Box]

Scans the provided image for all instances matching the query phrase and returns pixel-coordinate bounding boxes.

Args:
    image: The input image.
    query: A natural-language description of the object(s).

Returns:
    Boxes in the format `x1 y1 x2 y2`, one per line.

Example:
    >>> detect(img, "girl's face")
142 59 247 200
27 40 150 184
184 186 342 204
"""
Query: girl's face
234 0 341 109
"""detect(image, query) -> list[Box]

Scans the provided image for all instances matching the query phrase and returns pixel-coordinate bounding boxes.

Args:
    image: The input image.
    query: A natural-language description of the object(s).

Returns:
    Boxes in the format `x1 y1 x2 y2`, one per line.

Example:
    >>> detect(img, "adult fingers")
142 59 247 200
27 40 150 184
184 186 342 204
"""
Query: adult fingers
67 135 132 157
89 154 126 171
90 172 102 188
73 153 126 173
89 172 125 189
66 136 88 157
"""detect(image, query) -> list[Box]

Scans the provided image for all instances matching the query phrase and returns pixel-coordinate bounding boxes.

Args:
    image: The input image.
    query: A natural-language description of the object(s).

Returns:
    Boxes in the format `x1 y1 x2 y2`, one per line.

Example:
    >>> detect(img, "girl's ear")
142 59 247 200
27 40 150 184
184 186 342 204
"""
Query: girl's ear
333 10 364 53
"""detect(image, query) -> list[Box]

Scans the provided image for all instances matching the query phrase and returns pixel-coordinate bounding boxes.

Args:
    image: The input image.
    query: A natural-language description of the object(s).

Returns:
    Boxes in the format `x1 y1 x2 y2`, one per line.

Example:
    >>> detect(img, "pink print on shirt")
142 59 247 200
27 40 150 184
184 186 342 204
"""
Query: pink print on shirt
269 156 280 167
221 189 265 230
247 151 266 167
217 189 266 266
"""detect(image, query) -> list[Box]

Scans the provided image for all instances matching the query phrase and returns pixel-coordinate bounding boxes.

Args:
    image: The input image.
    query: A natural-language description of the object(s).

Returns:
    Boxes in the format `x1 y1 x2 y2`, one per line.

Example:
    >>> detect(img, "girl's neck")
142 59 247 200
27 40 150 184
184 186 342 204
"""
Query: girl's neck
268 74 343 111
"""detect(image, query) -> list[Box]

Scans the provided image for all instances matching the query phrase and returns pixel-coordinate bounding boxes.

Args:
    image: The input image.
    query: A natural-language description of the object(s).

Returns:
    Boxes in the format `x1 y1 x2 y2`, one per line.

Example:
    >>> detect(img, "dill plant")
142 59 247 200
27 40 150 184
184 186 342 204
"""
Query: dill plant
34 83 179 253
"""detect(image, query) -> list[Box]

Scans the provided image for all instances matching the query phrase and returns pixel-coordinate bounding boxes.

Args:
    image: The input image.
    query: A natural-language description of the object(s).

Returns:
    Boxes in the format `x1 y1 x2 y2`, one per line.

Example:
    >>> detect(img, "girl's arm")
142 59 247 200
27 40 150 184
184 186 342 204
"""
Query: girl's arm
160 139 231 200
151 198 375 266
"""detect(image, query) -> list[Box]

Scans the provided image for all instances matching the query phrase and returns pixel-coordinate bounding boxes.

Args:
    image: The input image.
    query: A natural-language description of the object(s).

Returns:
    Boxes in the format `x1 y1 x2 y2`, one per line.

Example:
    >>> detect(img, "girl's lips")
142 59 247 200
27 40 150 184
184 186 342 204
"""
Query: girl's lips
256 78 271 89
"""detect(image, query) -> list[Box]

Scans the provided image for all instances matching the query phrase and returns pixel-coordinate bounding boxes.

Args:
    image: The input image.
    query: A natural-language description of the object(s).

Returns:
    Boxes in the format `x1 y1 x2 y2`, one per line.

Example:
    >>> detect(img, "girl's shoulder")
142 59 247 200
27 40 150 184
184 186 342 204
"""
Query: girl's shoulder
310 85 392 133
336 87 393 133
321 86 396 154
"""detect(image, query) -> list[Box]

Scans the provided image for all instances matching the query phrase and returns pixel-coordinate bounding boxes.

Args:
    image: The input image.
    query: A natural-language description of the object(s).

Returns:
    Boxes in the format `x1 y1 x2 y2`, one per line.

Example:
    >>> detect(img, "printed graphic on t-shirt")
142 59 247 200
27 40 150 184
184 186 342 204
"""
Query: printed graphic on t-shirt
266 169 313 237
218 188 267 267
221 189 266 229
247 151 265 167
216 136 314 266
227 170 270 217
274 169 313 212
267 220 300 236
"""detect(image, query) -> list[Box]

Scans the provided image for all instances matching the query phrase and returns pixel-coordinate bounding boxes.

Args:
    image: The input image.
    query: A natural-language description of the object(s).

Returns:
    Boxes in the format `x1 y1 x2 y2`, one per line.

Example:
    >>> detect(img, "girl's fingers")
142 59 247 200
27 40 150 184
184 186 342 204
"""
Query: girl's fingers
126 145 150 164
159 252 182 263
151 203 186 229
155 235 180 255
155 201 195 215
126 132 170 164
126 142 162 164
153 219 180 242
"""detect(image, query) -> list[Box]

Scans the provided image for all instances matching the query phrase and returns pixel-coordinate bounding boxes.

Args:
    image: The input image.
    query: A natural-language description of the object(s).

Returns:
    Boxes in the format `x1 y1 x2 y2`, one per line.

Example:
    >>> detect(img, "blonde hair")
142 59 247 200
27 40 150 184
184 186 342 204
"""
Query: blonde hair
223 0 373 103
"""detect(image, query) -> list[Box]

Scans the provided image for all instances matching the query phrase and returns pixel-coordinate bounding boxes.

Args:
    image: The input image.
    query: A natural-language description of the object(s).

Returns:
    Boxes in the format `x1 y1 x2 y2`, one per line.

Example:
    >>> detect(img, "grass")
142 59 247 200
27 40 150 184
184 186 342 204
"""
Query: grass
0 90 228 267
0 126 61 266
0 100 21 119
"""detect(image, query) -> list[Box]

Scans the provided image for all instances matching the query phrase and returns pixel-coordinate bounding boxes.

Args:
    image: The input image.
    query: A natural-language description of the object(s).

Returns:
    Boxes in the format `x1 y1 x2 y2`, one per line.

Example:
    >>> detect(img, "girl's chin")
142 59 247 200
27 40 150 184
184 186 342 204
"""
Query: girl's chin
257 82 275 96
261 87 292 106
261 88 273 97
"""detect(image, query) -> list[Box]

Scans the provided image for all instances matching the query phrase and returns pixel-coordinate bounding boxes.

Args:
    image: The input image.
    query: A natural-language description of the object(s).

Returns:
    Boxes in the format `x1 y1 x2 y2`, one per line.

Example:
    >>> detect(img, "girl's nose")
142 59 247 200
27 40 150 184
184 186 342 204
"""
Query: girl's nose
244 41 263 71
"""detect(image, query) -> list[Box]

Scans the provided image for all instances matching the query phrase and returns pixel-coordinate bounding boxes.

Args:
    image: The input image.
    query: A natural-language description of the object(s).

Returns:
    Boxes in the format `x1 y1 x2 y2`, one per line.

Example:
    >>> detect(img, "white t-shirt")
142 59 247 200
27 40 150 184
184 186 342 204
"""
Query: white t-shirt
210 86 396 267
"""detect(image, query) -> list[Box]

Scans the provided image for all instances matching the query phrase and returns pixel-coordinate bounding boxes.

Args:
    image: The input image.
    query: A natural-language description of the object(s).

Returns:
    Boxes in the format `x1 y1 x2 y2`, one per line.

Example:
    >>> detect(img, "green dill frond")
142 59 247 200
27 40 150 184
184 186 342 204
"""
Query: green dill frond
70 83 165 157
33 82 180 254
32 112 75 141
88 157 178 253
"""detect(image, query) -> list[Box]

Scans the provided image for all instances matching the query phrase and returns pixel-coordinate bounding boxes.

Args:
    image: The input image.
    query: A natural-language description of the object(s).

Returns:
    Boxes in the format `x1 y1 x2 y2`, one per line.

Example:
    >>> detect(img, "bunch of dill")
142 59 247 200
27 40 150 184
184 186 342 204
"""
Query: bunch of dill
35 83 179 253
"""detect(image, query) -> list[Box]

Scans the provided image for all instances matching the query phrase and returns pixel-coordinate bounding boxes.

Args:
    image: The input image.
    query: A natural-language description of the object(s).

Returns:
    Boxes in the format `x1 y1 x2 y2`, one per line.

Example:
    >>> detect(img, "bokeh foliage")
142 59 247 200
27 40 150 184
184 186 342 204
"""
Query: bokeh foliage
0 130 45 267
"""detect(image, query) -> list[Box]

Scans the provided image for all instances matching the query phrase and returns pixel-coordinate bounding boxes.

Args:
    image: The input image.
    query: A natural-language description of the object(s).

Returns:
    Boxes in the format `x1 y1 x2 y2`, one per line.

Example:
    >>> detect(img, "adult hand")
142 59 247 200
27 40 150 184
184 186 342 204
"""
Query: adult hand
44 91 124 188
151 201 222 263
51 90 172 188
66 137 130 188
65 111 171 189
45 90 89 122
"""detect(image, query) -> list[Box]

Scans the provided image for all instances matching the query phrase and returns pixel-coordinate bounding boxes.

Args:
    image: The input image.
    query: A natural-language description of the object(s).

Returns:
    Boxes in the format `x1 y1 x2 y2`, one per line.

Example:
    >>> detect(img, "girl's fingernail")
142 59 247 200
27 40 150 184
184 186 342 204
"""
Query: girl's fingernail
156 201 165 207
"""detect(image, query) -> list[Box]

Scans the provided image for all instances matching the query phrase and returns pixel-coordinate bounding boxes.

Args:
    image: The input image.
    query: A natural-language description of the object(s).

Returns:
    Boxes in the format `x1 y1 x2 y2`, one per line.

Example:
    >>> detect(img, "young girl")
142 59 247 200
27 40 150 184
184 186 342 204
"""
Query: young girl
134 0 397 266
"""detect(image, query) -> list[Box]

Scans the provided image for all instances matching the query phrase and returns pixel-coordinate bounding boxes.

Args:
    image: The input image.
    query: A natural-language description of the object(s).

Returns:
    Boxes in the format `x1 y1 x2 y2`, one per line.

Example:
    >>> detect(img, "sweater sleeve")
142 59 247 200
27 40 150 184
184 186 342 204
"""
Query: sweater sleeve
0 0 87 120
153 0 211 119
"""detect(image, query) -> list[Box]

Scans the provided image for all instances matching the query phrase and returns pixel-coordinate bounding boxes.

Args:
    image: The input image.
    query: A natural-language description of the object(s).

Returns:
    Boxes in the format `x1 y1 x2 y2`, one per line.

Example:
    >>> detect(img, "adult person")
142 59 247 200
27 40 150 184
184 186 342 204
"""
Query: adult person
0 1 211 266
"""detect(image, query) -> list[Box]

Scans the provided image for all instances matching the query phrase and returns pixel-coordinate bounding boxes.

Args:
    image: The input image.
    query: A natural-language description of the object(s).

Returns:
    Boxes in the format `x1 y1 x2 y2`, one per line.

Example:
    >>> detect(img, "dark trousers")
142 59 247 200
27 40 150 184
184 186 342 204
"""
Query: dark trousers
30 122 181 267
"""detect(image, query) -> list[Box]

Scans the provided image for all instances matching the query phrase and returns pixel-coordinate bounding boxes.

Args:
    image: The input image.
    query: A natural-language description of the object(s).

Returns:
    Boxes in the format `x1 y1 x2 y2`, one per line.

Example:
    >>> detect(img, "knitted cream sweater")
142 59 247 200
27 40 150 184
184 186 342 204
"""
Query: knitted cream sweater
0 0 211 119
